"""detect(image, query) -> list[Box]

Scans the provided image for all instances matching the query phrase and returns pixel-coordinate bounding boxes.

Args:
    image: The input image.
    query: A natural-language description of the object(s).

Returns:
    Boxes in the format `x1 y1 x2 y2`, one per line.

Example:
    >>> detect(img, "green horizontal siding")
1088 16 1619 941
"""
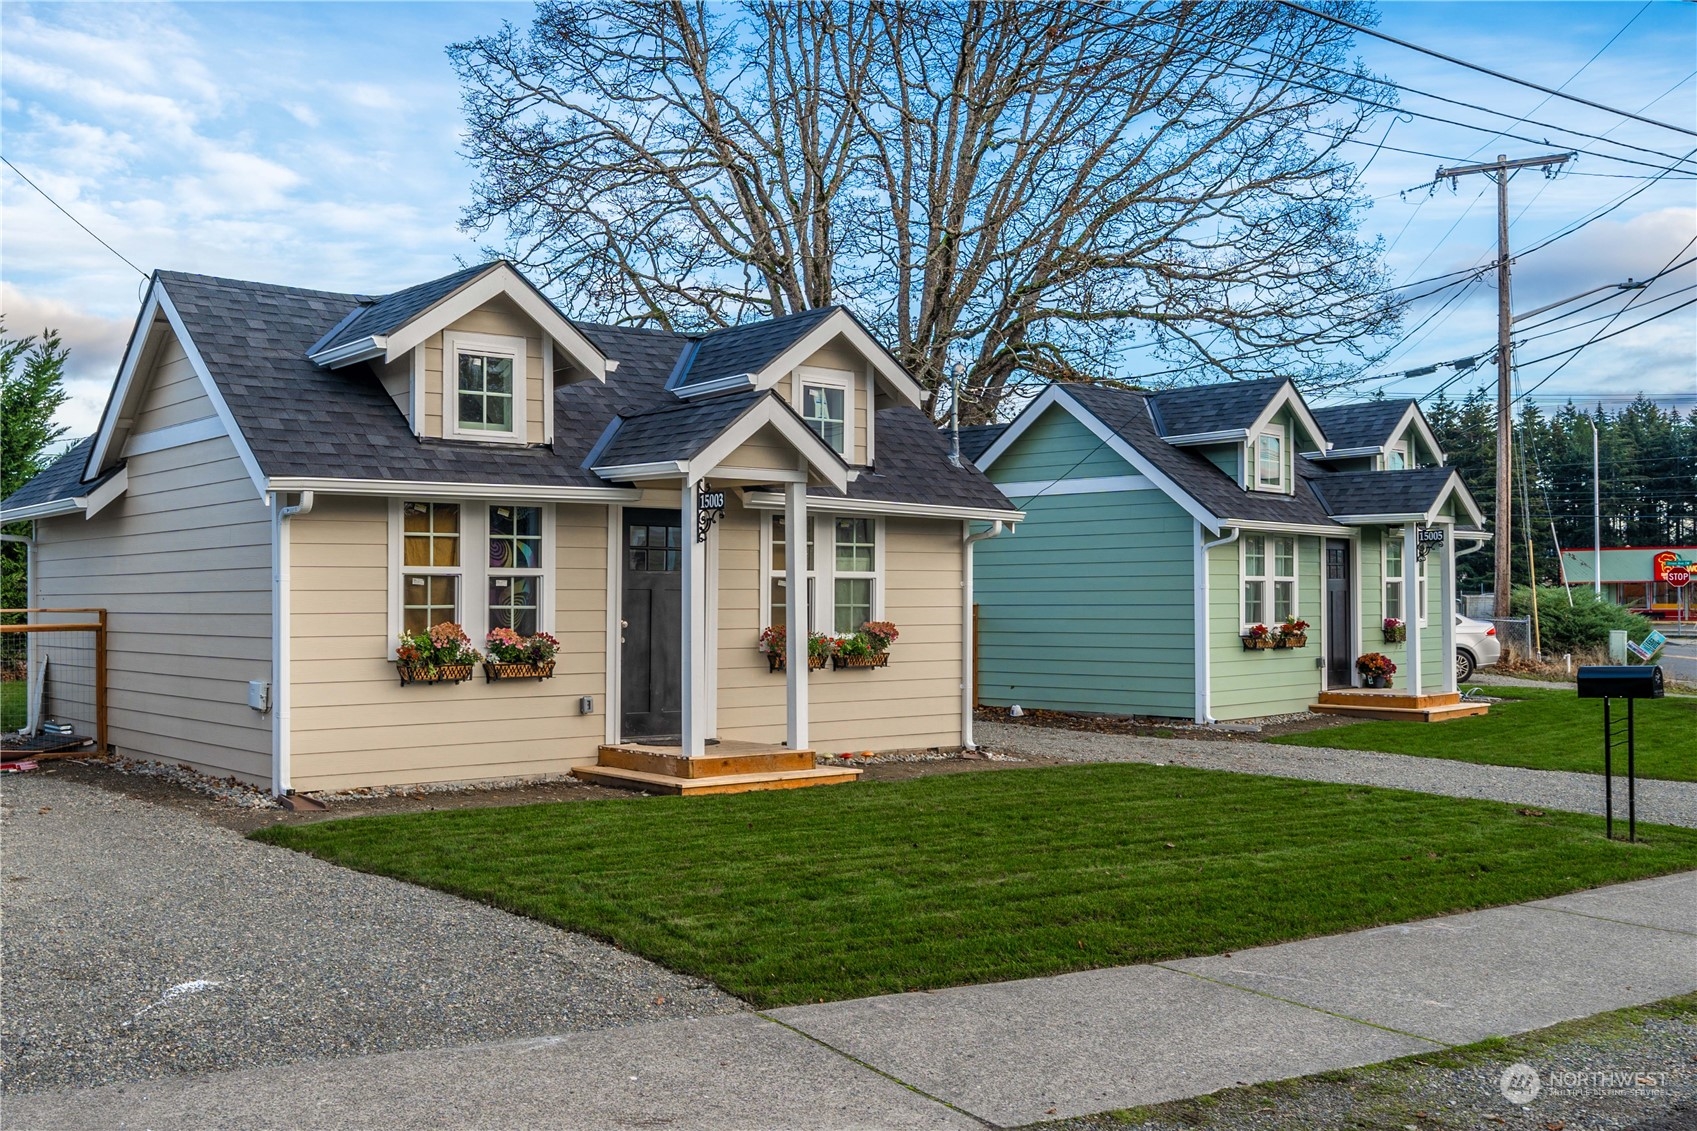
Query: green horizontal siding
1207 534 1324 719
1359 525 1450 693
977 420 1196 716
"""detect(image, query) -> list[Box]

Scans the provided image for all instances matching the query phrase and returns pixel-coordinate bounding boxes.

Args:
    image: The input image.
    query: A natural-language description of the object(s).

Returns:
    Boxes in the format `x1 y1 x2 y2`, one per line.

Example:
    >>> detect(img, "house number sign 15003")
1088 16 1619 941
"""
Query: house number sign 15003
696 486 727 542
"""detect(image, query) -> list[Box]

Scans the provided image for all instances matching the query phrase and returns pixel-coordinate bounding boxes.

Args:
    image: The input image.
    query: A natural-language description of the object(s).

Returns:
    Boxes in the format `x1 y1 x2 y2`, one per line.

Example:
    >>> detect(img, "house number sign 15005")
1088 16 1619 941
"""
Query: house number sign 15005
1417 525 1445 561
696 486 727 543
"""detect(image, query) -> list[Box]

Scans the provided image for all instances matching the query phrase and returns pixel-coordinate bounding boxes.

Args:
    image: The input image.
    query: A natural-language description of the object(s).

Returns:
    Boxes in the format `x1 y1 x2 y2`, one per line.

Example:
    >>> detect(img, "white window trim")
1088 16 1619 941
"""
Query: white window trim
443 330 528 443
1254 424 1287 493
388 499 555 649
1386 441 1410 471
1383 533 1428 628
758 511 884 634
1240 532 1298 630
793 365 856 460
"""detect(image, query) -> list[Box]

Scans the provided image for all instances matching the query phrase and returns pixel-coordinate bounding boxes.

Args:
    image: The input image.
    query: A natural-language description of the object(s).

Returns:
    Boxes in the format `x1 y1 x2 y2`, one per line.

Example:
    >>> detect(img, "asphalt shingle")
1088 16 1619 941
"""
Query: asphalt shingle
1146 377 1288 438
0 438 117 512
1311 400 1412 452
310 263 494 355
679 307 839 388
1307 467 1465 518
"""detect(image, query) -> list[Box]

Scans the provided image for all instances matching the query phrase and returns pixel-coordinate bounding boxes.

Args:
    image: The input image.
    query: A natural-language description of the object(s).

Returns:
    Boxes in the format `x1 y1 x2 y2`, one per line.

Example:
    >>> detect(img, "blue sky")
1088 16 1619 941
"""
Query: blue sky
2 1 1693 436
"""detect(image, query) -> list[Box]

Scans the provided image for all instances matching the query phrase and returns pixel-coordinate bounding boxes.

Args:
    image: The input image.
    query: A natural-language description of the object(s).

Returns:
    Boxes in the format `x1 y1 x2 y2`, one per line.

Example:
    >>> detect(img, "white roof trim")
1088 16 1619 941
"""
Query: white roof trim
688 397 849 493
1220 518 1349 537
1304 444 1382 459
1329 471 1485 528
85 283 166 480
0 466 131 524
749 309 925 409
739 491 1022 524
1389 401 1447 467
674 373 756 399
1246 380 1329 454
264 477 643 504
309 336 387 367
1163 428 1249 446
154 286 270 499
975 385 1223 533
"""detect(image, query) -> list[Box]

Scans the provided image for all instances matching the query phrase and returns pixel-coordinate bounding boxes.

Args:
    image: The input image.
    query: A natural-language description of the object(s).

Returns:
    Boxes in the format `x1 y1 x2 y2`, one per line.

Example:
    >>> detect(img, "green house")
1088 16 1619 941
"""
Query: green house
966 380 1486 722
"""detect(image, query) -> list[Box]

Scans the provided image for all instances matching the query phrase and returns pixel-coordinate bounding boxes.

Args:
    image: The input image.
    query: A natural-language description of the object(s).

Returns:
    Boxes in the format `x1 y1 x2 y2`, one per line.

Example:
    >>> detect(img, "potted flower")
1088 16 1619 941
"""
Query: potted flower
484 628 559 681
1383 617 1406 643
758 625 830 672
832 620 898 669
1356 652 1397 688
394 621 481 685
1276 617 1310 649
1241 623 1275 651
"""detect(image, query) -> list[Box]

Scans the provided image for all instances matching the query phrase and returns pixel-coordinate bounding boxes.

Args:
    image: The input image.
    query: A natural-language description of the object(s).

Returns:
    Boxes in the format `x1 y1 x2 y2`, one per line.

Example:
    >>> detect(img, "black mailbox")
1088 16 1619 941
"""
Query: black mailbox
1577 665 1665 699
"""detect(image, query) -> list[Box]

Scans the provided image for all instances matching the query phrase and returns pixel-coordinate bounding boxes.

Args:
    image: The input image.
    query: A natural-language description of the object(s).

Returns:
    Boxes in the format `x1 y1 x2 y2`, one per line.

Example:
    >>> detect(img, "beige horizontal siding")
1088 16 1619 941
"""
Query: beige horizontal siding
418 297 548 444
33 349 273 784
286 495 610 792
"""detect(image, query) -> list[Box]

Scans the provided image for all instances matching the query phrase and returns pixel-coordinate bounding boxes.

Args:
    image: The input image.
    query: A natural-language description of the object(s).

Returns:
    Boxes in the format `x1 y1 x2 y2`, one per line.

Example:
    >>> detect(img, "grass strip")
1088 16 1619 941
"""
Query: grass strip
255 764 1697 1007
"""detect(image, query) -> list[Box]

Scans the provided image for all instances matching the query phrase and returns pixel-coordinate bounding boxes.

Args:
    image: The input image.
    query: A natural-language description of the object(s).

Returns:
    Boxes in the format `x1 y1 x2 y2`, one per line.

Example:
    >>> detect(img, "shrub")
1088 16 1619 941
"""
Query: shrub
1508 586 1654 653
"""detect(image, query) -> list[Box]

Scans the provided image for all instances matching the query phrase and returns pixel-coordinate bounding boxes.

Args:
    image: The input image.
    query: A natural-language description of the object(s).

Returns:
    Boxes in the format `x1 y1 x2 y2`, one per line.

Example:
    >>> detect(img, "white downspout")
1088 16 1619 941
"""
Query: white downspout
270 490 313 796
962 519 1008 749
1197 525 1239 724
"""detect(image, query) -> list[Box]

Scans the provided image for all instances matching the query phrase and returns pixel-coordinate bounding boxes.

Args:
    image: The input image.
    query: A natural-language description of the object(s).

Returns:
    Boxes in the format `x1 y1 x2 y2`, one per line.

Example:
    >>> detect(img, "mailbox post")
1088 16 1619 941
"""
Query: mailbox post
1576 665 1665 842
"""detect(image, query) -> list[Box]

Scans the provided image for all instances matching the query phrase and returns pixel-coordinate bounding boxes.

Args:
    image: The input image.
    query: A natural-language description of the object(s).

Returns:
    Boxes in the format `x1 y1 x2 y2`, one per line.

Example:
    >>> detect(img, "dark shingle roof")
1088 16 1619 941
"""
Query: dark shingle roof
0 437 121 512
679 306 839 388
310 262 494 355
591 392 765 468
833 408 1015 511
1146 377 1288 438
1311 400 1412 452
1061 383 1341 529
955 424 1008 463
1307 467 1462 518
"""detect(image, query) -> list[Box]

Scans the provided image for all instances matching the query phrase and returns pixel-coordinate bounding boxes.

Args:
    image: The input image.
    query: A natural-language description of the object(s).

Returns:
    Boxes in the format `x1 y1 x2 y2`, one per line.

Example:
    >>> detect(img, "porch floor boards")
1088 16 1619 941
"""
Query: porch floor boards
574 740 863 795
1311 688 1490 723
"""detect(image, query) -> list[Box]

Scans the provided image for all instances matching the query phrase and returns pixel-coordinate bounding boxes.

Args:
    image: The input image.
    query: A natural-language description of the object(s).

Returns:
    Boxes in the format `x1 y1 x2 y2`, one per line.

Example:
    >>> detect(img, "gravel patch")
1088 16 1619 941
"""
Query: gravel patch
1030 998 1697 1131
0 771 743 1095
976 720 1697 830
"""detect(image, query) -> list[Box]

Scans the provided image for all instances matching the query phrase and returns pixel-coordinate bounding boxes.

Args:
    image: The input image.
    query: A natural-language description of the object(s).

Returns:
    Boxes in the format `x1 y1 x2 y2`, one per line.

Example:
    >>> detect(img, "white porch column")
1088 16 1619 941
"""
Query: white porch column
1441 522 1457 693
1403 523 1422 695
680 478 708 757
784 480 809 750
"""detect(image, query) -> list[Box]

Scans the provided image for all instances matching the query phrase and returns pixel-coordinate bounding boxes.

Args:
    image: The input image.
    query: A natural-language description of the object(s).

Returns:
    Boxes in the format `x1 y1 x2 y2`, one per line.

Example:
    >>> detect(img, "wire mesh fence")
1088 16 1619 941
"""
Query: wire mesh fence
1489 616 1533 664
1 609 106 757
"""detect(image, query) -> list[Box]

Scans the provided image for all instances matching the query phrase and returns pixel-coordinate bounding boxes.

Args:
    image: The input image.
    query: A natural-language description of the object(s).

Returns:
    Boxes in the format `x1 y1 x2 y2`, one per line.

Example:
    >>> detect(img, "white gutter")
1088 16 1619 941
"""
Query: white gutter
1196 525 1240 724
265 477 642 504
961 519 1011 749
270 490 314 797
741 491 1024 525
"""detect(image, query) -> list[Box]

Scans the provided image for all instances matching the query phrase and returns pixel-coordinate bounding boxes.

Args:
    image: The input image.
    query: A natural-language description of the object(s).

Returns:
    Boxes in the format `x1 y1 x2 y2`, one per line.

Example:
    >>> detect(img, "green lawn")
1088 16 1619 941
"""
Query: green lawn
1274 686 1697 781
0 680 23 733
254 764 1697 1007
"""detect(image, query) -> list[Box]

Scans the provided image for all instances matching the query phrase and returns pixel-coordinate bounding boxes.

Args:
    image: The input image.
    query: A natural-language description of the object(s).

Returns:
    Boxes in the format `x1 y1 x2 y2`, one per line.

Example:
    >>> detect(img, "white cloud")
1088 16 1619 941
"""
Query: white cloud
0 283 133 437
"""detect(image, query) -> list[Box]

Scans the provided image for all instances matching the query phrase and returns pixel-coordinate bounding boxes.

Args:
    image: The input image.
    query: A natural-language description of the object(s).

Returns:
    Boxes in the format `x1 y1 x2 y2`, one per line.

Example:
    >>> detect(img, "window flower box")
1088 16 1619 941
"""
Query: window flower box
831 620 898 669
397 662 476 686
484 660 555 681
395 622 481 686
1242 624 1276 650
759 625 833 673
831 652 889 670
1383 618 1406 643
767 652 829 673
1275 618 1310 649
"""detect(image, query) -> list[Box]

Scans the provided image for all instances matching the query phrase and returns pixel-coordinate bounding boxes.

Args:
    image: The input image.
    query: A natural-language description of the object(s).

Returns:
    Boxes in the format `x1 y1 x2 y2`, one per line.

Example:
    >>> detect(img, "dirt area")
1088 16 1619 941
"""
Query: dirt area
975 705 1357 740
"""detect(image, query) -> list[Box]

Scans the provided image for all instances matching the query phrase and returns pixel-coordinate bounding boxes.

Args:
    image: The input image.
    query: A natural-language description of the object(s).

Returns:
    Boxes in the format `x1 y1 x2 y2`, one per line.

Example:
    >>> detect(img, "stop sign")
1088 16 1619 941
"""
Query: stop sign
1668 564 1691 588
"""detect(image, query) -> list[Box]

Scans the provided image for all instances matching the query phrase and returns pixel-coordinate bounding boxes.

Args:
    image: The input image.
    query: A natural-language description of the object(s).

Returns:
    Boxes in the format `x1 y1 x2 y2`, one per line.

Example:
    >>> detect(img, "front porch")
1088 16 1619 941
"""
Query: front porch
1311 688 1489 723
573 739 862 795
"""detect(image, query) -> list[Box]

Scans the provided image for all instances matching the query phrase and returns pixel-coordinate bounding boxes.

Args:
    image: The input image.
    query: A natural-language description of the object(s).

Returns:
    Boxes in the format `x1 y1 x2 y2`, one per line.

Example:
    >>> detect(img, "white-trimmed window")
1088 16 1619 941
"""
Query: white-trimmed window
795 367 854 457
392 499 552 643
1384 534 1428 625
759 511 882 633
1386 442 1409 471
767 515 817 632
1242 533 1297 628
1255 425 1286 492
444 331 527 442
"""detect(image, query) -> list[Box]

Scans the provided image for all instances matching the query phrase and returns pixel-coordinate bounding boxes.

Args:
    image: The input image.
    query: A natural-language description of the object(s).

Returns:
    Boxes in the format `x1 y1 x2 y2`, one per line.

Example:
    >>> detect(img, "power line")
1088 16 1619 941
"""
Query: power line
1517 282 1697 343
0 155 147 279
1516 293 1697 372
1279 1 1697 138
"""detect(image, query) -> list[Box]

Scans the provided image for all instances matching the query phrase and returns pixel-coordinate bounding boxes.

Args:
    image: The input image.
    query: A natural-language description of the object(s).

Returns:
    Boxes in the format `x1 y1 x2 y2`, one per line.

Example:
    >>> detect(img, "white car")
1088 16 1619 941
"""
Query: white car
1455 614 1500 681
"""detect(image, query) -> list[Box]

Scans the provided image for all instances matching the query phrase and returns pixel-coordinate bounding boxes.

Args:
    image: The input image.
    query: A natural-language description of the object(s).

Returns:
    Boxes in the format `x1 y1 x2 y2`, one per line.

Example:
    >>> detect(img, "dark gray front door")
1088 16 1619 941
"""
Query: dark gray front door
621 509 682 741
1325 539 1352 687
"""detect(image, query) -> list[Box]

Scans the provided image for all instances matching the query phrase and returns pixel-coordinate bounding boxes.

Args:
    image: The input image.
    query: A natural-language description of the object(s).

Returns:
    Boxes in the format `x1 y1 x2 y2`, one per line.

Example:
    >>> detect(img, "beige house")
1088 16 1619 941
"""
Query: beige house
3 263 1020 798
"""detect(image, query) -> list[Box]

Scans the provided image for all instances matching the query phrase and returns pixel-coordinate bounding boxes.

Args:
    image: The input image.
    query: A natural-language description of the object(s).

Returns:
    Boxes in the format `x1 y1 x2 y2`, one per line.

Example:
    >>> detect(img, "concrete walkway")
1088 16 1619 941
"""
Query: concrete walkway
10 871 1693 1130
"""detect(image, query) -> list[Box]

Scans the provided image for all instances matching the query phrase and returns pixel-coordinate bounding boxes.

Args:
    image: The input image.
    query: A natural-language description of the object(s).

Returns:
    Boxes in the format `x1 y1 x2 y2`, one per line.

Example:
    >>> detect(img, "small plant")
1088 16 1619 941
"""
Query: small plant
1280 617 1309 635
760 625 833 670
1243 623 1275 650
1382 617 1406 643
396 622 481 674
1356 652 1397 684
835 632 874 659
808 631 835 661
486 628 560 666
757 625 787 655
861 621 900 653
1245 623 1272 641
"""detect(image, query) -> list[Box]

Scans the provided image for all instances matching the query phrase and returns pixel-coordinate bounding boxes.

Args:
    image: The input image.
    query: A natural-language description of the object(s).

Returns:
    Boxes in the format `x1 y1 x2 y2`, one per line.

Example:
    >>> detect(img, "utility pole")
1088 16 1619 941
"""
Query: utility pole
1434 152 1574 619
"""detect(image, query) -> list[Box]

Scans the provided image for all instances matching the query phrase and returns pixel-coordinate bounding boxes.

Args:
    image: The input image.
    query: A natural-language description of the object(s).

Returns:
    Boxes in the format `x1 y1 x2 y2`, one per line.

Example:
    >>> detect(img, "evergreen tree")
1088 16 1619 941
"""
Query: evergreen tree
1 321 71 616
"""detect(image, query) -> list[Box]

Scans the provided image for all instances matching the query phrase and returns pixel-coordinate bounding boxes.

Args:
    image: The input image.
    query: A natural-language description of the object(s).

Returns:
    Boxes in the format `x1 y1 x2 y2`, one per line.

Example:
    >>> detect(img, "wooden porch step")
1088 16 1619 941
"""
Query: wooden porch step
596 743 815 779
572 763 863 796
1317 689 1462 710
1311 701 1489 723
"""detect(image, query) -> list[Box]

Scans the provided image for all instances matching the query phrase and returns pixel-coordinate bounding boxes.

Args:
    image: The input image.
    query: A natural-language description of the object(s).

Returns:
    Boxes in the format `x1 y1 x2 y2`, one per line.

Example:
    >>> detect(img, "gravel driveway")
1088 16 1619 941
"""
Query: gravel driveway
0 772 741 1095
976 720 1697 830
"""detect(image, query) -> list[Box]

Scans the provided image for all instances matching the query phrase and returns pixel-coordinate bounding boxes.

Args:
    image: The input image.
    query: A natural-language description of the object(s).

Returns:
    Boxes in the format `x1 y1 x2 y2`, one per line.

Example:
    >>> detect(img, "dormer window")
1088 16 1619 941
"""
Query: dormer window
1254 425 1286 492
800 374 849 455
445 330 527 442
1387 442 1409 470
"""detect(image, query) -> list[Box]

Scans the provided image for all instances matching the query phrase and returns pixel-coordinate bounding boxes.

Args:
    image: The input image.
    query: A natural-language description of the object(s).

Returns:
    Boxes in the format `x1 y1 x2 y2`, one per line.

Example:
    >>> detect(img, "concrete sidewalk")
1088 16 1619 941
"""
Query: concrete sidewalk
9 871 1693 1130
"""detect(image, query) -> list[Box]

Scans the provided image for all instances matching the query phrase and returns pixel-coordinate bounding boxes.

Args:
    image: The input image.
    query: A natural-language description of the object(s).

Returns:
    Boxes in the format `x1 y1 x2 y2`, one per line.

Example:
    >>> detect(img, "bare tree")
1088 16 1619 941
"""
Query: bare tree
453 1 1399 421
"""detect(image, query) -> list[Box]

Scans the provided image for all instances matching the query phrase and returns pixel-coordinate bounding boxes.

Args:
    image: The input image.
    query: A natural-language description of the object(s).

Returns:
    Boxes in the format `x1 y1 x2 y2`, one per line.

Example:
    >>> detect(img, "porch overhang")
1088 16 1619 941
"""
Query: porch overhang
592 393 851 494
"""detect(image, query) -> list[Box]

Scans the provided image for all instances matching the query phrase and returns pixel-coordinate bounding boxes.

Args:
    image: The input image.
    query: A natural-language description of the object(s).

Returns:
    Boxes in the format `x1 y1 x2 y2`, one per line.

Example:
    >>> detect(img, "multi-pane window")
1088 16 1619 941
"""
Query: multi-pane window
402 501 461 632
627 520 680 572
768 516 817 630
457 352 515 433
1386 444 1408 470
834 518 876 633
1256 427 1285 491
1243 534 1297 627
802 383 847 454
1243 535 1267 625
488 505 543 634
1385 535 1427 624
